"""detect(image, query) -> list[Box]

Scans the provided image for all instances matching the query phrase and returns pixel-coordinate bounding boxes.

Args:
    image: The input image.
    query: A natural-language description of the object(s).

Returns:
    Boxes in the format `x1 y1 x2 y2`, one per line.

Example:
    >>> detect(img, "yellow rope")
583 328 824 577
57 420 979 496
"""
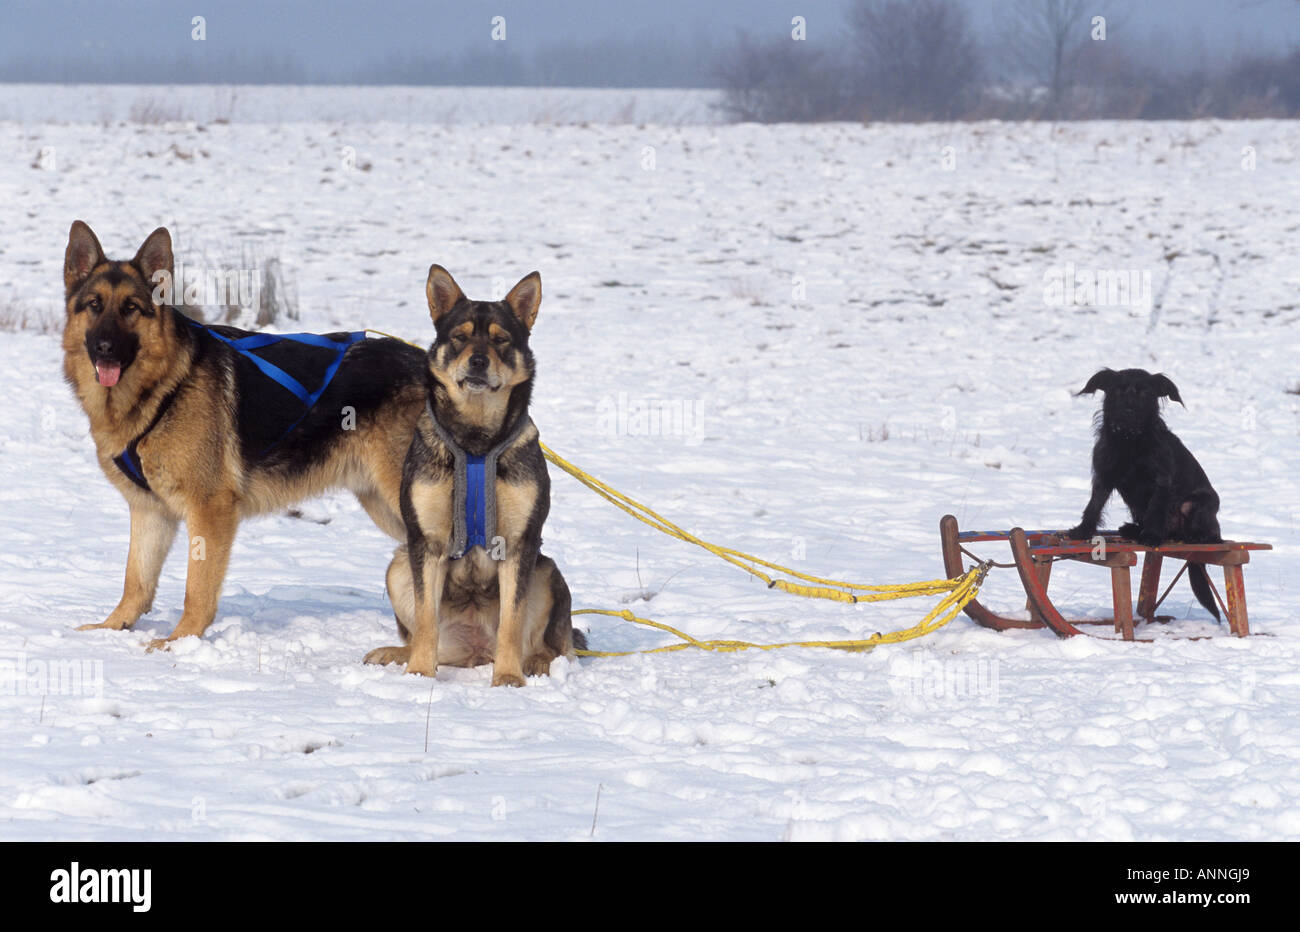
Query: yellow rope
359 329 986 655
365 328 420 345
538 443 988 656
571 562 986 657
540 442 960 603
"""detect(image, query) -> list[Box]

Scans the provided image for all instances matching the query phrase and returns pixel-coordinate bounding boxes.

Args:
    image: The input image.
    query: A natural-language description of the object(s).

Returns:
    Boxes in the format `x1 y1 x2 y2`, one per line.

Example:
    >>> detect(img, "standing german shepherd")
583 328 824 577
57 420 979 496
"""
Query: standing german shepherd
62 221 427 650
362 265 580 686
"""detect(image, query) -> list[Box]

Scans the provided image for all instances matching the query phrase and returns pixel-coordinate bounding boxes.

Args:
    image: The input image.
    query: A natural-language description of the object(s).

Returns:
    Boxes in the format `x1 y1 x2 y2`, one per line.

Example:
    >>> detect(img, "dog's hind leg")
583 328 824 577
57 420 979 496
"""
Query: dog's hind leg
358 489 417 664
364 545 423 667
356 489 406 540
1180 488 1223 542
79 502 178 632
386 545 414 642
1138 483 1174 546
522 555 575 677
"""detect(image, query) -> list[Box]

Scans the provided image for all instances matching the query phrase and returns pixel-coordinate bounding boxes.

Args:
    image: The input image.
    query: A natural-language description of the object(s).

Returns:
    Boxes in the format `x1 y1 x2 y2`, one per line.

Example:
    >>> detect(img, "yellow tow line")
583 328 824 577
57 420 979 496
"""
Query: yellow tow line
539 443 987 657
365 330 987 656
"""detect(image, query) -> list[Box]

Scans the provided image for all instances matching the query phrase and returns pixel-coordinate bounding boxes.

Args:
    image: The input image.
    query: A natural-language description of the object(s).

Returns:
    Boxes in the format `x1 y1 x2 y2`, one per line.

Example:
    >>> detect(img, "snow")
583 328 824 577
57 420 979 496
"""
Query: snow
0 84 722 126
2 94 1300 840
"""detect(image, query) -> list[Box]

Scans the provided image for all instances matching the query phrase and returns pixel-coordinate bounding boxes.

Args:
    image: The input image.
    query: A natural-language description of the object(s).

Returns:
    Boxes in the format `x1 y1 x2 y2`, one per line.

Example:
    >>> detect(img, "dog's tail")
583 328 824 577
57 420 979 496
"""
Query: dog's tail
1188 563 1221 621
572 628 588 652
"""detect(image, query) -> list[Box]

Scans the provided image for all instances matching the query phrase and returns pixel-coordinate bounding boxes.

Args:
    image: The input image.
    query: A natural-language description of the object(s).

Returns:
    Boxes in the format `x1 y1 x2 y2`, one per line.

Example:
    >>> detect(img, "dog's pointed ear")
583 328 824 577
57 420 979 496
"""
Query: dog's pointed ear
426 265 465 324
1150 372 1185 407
64 220 106 293
1077 368 1117 396
503 271 541 331
132 227 173 285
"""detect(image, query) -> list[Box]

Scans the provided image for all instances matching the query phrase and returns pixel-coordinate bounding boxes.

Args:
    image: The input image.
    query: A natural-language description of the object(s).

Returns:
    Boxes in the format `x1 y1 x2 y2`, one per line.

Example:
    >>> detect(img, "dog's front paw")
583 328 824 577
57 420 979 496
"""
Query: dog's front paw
523 656 553 677
363 645 410 666
1138 530 1164 548
404 659 438 678
79 604 144 631
1064 525 1094 540
1117 522 1142 540
77 619 129 632
491 669 526 688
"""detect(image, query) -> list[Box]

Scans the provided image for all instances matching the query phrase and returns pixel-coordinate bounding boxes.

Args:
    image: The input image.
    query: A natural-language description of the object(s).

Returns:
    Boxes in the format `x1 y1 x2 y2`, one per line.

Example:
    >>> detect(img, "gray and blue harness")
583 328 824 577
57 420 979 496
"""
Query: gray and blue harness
425 405 532 561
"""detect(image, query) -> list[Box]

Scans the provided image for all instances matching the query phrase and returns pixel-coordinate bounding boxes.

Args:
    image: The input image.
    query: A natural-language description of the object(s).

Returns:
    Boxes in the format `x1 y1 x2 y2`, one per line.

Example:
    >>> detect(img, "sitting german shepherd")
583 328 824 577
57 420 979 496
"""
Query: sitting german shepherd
62 221 425 650
363 265 581 686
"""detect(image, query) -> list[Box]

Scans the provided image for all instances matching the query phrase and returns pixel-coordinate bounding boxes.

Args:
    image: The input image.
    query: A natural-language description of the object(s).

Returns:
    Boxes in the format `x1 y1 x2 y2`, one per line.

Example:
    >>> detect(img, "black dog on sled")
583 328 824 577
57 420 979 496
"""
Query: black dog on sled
1065 368 1222 620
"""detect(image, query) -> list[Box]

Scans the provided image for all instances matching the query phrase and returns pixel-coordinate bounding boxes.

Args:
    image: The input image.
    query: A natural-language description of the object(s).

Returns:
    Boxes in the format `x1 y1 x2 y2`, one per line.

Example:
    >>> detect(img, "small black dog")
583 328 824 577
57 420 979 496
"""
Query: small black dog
1065 367 1222 619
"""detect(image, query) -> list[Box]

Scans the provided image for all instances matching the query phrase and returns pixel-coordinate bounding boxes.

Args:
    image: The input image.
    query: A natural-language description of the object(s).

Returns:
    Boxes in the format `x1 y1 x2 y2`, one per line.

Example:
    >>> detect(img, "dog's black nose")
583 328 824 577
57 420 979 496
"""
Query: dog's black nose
96 339 114 355
469 353 488 370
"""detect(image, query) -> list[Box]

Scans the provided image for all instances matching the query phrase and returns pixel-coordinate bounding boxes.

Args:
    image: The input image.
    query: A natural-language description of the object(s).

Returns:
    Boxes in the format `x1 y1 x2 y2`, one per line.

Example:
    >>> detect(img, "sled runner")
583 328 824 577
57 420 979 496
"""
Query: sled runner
939 514 1271 641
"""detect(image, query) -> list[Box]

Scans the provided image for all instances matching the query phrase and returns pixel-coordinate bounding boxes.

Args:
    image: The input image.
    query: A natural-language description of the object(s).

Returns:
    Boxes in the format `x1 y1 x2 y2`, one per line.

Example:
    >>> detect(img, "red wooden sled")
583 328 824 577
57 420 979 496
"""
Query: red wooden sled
939 514 1271 641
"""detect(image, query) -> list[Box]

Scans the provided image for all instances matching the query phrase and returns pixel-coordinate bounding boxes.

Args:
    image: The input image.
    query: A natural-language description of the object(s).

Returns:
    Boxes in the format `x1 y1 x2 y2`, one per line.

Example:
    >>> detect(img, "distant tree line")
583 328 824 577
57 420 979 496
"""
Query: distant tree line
0 35 719 88
717 0 1300 122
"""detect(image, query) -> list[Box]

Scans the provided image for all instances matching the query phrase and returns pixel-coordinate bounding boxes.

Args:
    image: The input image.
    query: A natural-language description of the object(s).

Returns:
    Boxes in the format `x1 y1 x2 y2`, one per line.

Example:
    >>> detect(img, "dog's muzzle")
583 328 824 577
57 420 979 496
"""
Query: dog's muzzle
85 330 138 388
460 354 498 393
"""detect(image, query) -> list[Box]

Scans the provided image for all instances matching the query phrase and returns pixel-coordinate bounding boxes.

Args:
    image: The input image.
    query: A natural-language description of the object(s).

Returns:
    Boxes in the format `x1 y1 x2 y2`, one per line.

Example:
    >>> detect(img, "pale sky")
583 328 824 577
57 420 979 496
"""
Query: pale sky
1 0 1297 85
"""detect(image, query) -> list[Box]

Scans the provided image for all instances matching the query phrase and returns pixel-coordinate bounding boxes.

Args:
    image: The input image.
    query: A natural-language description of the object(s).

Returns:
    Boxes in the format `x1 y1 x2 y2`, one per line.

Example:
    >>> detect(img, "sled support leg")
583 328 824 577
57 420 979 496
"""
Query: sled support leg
1136 552 1163 621
1025 559 1053 625
1111 565 1134 641
1223 564 1250 638
1010 528 1080 638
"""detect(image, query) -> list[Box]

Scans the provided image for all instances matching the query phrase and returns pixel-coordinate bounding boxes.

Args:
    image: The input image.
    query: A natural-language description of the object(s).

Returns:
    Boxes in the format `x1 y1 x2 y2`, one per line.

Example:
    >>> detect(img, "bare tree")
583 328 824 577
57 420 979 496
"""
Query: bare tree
715 34 849 122
1219 46 1300 117
847 0 983 121
1005 0 1092 118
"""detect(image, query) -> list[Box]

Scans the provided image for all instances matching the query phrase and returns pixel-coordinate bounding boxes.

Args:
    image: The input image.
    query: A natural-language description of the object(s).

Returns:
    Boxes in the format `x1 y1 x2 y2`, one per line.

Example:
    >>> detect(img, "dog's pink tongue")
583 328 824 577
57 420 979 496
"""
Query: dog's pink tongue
96 361 121 387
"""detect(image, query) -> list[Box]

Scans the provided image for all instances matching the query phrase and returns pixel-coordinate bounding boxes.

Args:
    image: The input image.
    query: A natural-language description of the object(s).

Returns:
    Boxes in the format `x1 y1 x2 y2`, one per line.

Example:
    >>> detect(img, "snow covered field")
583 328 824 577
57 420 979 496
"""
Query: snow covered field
2 91 1300 840
0 84 722 125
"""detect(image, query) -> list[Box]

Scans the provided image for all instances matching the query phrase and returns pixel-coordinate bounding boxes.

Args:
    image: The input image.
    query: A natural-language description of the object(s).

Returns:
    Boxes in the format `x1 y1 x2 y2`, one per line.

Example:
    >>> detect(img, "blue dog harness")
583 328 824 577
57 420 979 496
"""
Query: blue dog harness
112 389 179 490
464 454 488 551
112 319 365 493
425 403 533 560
